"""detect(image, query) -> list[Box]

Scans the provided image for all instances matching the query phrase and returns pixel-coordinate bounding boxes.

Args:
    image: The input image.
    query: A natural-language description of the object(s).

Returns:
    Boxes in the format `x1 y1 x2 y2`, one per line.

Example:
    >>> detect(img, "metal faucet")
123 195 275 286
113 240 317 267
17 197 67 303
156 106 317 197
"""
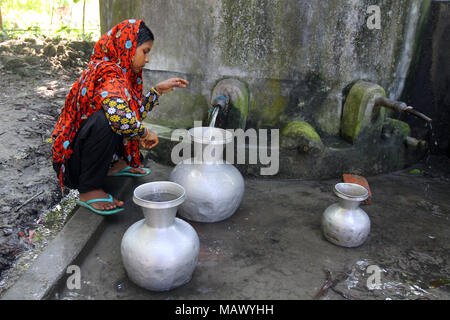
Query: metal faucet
374 97 432 123
208 94 230 127
211 94 229 111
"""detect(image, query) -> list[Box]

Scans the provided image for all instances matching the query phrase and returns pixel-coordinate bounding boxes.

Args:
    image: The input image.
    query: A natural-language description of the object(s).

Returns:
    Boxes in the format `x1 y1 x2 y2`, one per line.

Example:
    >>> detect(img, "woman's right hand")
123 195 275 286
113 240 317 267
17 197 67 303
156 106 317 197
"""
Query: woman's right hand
155 78 189 94
140 129 159 149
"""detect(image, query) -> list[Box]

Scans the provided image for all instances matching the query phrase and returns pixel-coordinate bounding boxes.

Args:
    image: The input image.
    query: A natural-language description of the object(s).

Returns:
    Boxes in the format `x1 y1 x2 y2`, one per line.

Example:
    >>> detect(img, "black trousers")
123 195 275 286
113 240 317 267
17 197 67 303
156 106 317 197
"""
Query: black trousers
53 111 122 193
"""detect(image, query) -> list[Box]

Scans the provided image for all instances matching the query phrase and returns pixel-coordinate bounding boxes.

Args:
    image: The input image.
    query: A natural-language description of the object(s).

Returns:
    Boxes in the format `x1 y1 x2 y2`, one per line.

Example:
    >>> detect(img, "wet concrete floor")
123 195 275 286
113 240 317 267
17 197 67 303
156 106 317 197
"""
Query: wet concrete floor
54 159 449 300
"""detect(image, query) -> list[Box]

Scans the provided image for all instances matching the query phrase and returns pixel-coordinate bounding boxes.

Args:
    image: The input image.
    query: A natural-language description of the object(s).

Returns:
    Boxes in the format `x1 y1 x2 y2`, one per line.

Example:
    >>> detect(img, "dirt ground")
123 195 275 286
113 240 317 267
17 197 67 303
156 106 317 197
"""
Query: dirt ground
0 37 95 278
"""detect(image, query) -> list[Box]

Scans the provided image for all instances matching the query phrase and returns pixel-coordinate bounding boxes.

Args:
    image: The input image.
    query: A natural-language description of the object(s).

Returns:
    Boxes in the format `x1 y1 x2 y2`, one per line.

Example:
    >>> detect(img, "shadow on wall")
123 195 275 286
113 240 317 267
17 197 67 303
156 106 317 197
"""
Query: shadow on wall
402 1 450 157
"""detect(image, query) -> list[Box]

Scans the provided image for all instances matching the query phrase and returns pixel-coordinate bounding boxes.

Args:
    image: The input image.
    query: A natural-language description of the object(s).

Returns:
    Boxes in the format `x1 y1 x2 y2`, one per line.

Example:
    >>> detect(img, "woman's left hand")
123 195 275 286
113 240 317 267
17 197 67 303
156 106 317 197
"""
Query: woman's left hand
140 129 159 149
155 78 189 94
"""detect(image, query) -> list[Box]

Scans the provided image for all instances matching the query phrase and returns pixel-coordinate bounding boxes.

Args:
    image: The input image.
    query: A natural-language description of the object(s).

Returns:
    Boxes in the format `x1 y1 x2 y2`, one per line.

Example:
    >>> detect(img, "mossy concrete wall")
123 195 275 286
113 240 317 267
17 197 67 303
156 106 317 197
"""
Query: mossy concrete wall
99 0 427 136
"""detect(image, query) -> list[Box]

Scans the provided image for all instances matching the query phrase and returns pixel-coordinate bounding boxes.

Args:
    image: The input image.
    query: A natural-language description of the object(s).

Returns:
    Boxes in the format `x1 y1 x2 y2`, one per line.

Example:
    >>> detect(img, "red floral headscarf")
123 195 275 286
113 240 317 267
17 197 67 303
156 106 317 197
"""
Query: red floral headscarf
52 19 145 188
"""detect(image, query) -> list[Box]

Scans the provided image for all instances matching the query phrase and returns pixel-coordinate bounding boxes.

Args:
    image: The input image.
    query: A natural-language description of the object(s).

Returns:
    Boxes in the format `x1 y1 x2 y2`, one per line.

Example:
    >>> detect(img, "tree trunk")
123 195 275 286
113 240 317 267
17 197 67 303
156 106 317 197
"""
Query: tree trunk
0 4 3 31
82 0 85 35
50 0 55 28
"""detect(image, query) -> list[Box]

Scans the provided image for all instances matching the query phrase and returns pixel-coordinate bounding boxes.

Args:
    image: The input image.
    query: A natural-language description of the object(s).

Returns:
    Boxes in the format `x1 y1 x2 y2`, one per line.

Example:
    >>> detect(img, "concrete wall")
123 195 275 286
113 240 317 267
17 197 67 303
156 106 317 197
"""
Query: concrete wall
99 0 428 136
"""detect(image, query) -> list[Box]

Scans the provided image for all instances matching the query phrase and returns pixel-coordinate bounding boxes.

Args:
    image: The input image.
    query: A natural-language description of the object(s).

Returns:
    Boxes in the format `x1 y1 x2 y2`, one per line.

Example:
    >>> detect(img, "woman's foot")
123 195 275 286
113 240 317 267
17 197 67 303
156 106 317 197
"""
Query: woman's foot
107 159 147 176
79 189 123 211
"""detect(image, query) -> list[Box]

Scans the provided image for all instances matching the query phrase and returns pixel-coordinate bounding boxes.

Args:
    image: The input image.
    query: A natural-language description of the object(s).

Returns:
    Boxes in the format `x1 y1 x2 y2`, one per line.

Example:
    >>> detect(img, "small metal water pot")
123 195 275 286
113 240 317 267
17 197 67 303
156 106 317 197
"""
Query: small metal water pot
321 183 370 247
121 181 200 291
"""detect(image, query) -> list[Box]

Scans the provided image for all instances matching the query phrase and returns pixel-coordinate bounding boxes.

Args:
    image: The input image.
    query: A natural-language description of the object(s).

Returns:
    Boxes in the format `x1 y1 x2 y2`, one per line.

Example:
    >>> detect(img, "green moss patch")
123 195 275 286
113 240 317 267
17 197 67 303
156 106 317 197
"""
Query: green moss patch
341 81 386 144
252 79 288 127
383 117 411 137
281 120 323 153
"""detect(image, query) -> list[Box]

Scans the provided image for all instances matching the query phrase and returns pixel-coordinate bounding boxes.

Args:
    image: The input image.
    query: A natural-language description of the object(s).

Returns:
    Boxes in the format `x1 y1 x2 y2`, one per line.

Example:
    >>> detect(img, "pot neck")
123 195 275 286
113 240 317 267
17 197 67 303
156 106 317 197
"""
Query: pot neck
339 198 362 210
142 207 178 228
193 141 225 163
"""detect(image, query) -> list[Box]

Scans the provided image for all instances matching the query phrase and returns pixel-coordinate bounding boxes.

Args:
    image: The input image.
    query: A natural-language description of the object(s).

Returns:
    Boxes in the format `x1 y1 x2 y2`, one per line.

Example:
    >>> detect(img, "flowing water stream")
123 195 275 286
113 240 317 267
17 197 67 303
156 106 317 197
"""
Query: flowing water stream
424 122 439 167
209 107 220 128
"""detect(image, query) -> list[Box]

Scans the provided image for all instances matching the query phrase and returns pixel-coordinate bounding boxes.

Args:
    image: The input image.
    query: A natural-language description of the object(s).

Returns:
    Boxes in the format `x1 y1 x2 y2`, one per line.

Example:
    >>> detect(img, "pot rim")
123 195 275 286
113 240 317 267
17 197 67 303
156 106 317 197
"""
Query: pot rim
334 183 368 202
188 126 233 145
133 181 186 209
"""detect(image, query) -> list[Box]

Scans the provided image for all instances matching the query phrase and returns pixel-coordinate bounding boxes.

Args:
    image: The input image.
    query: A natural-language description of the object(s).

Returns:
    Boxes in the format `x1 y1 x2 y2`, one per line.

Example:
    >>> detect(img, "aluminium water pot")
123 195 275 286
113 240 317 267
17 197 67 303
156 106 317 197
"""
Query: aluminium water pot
121 181 200 291
321 183 371 247
169 126 245 223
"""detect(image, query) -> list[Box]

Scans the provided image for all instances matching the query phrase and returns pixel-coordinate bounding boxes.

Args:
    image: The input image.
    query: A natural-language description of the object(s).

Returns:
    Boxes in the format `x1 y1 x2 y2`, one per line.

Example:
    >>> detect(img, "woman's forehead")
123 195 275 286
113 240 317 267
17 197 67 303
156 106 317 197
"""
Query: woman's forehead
139 40 153 50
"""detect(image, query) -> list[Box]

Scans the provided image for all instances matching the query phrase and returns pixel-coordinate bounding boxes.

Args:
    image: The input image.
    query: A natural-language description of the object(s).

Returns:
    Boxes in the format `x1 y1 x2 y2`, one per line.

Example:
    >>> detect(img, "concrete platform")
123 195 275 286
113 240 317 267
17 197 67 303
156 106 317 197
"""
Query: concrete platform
2 158 449 300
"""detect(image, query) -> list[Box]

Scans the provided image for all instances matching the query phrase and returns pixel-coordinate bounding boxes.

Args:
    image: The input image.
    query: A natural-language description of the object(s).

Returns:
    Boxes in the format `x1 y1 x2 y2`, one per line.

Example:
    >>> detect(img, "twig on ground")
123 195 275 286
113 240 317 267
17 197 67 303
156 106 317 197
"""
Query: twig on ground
14 190 45 212
314 270 334 299
314 268 353 299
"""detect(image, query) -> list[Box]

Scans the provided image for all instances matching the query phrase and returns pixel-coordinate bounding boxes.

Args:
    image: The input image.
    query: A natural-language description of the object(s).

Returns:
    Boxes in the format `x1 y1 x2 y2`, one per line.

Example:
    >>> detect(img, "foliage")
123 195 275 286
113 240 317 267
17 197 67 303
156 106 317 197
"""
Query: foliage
0 0 98 40
1 0 70 14
26 25 42 37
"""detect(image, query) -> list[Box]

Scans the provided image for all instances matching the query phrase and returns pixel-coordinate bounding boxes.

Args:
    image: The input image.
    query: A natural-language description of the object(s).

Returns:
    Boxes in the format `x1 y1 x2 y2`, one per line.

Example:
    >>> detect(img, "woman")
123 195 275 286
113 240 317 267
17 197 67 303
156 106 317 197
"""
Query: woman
51 19 189 215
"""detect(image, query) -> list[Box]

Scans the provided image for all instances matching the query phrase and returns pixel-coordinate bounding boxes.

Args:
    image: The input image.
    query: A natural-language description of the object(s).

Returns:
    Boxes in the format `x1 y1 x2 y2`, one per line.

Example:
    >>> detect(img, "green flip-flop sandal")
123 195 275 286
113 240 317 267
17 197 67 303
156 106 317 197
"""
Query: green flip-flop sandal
110 166 151 177
76 193 124 215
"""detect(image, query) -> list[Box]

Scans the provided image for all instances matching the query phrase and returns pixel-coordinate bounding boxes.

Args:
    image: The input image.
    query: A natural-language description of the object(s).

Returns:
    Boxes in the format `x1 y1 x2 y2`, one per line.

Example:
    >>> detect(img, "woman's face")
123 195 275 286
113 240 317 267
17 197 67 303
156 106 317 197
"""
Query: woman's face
132 40 153 73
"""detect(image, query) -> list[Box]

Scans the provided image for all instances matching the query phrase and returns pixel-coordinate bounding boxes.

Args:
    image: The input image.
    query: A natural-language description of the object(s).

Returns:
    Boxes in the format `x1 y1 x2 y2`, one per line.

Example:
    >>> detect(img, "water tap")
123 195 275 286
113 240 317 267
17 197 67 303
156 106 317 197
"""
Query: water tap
211 94 229 112
374 97 432 123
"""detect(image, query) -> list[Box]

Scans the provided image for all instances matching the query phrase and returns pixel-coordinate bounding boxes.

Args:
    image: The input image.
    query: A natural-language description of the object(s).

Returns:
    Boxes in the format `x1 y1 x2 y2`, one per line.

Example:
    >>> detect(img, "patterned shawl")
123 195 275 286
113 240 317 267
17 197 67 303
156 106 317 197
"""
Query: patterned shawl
52 19 146 187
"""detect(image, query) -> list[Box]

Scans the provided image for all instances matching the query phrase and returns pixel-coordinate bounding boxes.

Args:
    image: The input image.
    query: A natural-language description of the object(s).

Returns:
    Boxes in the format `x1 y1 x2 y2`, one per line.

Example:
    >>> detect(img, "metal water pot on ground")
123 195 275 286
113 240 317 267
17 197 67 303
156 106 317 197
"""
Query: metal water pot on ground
321 183 370 247
121 181 200 291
